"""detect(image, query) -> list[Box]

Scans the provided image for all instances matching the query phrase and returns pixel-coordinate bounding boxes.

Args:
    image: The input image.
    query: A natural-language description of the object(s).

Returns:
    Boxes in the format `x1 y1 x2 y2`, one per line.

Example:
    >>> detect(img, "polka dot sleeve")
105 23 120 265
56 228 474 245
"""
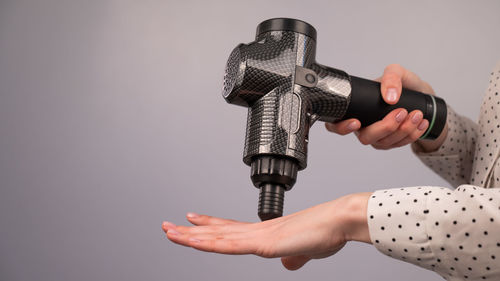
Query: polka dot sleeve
368 185 500 281
411 60 500 188
411 106 478 187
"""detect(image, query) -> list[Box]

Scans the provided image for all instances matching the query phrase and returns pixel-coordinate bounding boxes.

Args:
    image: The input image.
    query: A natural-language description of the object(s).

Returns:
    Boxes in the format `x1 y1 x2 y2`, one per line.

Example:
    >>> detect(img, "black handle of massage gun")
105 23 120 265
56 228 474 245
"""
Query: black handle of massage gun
342 76 447 140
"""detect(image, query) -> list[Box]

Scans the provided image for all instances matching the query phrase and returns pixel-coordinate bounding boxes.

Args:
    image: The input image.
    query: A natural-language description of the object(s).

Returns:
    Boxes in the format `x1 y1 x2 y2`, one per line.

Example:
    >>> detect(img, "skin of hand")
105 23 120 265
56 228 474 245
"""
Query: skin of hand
325 64 448 152
162 192 372 271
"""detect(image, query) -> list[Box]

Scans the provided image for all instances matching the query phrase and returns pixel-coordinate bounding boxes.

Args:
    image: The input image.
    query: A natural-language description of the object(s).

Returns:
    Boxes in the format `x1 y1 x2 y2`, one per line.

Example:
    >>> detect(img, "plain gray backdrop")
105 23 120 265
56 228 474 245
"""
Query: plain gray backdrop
1 1 499 280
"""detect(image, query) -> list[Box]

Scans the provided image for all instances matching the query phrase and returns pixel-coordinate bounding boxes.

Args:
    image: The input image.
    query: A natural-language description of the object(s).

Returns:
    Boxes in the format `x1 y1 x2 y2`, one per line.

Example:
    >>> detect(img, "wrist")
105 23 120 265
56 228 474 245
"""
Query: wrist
340 192 372 244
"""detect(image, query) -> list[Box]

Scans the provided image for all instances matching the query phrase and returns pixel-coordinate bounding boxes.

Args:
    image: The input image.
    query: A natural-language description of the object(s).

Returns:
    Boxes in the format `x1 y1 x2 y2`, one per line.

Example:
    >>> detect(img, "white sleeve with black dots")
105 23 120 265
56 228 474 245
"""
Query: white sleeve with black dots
367 61 500 281
412 61 500 188
411 106 478 187
368 186 500 281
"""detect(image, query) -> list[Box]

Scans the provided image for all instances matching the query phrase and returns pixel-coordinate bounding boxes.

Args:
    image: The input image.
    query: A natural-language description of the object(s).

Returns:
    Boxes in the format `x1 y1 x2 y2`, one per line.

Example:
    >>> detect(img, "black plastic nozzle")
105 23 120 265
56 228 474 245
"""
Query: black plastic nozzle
250 156 298 221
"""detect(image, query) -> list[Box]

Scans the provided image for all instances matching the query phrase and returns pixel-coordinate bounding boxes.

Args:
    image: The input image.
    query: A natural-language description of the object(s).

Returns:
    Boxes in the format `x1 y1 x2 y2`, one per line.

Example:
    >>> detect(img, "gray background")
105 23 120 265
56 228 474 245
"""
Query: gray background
1 0 499 280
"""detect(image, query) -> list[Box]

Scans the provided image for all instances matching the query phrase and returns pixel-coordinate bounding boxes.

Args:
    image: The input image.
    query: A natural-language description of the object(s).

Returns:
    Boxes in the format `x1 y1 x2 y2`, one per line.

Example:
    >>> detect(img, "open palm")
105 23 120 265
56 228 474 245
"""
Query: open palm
162 193 371 270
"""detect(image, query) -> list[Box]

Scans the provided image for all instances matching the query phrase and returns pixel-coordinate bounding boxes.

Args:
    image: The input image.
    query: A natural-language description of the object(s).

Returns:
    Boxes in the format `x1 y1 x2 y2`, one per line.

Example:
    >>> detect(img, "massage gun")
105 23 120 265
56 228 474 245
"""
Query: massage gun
222 18 447 221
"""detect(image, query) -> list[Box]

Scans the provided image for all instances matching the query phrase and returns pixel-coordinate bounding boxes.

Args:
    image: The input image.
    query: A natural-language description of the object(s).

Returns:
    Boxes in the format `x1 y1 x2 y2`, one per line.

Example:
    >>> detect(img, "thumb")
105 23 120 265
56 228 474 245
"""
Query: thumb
281 255 311 271
380 64 405 105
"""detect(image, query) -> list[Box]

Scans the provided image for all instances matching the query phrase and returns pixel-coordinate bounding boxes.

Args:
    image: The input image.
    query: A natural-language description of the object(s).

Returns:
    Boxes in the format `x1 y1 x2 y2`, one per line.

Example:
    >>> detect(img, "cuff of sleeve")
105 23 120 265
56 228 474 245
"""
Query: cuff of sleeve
367 187 436 271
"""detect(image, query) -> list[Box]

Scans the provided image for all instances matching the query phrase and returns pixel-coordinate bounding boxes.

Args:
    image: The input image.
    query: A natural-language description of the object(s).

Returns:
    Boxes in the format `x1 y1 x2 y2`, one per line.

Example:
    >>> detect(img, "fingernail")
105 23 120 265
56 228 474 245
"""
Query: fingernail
395 110 407 123
387 88 398 103
186 212 199 219
347 121 358 132
167 229 181 236
418 119 428 131
189 237 201 243
411 111 423 124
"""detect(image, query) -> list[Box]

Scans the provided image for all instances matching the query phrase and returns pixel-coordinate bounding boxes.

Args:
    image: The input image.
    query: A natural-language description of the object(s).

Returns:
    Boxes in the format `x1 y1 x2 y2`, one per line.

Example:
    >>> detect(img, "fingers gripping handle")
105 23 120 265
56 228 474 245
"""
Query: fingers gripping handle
342 76 447 140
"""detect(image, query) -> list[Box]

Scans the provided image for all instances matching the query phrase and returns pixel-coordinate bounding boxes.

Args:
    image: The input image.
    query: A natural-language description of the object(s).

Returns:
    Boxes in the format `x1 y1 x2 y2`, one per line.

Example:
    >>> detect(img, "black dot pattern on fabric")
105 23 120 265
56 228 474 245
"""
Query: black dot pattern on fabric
411 106 477 187
411 62 500 188
368 62 500 281
368 186 500 281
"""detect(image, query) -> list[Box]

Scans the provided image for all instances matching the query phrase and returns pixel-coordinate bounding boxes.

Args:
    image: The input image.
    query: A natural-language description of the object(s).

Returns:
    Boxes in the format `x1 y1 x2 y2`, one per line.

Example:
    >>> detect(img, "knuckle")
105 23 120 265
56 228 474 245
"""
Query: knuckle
381 122 398 134
372 143 389 150
383 72 400 81
399 122 416 135
358 135 372 145
376 138 393 148
338 129 350 136
386 63 403 72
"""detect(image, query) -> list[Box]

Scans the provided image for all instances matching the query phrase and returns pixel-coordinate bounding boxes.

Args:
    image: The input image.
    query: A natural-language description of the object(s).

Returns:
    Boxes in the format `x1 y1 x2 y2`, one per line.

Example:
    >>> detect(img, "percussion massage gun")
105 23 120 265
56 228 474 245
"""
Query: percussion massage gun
222 18 447 221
